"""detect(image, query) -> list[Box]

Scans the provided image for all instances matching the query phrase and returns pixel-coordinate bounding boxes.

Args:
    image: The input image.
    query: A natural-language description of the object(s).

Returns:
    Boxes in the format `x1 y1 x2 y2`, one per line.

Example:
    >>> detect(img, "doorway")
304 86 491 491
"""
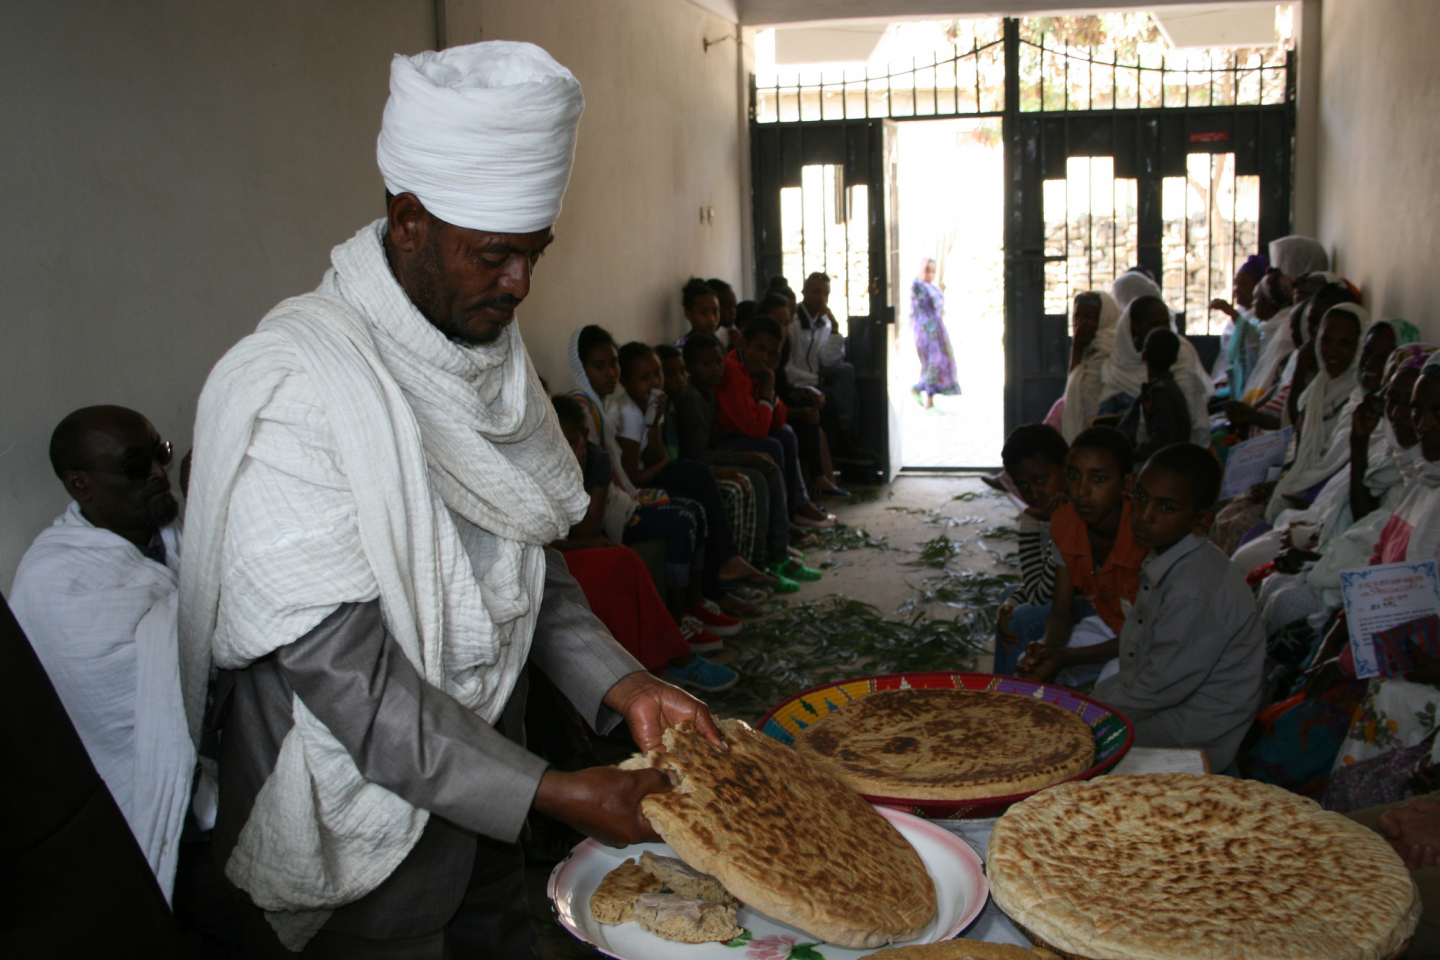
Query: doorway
749 13 1295 468
893 118 1005 468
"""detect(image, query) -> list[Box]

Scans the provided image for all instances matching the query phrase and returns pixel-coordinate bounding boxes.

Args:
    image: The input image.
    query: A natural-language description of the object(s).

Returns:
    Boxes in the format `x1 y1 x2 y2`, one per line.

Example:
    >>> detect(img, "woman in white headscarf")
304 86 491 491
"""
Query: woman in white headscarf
1264 303 1374 523
1269 235 1330 282
1110 268 1163 313
1058 290 1120 441
1098 294 1213 445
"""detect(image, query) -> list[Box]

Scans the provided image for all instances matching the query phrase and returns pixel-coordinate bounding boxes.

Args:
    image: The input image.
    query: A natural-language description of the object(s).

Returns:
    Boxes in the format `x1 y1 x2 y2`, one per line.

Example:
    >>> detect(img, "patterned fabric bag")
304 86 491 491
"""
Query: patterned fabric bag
1321 729 1437 813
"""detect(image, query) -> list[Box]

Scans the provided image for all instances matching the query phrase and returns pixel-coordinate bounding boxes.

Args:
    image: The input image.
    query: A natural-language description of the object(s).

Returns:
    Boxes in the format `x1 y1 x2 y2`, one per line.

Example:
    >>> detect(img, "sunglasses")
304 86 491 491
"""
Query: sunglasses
92 439 174 483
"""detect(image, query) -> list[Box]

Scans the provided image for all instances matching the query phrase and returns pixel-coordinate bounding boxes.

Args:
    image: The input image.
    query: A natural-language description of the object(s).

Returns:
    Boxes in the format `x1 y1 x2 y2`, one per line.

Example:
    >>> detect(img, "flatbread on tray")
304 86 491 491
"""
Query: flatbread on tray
863 939 1059 959
629 718 937 949
987 774 1420 960
792 689 1095 801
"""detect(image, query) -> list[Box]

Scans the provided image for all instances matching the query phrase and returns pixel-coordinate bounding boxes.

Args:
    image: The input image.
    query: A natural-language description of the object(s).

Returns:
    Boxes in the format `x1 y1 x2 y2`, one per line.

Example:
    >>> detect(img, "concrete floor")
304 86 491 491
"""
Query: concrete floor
532 474 1020 958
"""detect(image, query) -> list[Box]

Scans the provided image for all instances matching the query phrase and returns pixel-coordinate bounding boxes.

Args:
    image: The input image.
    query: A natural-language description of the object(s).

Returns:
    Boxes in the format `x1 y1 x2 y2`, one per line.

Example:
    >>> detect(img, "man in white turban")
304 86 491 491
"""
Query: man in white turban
179 41 721 957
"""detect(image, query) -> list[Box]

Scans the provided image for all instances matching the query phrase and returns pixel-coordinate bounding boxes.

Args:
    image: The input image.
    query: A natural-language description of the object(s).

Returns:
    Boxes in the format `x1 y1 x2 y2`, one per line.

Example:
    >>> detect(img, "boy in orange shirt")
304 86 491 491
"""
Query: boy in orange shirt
1017 426 1147 687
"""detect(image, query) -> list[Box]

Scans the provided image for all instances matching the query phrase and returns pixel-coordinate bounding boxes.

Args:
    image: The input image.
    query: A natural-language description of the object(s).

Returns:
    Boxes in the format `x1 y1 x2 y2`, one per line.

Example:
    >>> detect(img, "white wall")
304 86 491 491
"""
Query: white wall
0 0 747 589
0 1 433 589
1316 0 1440 333
444 0 747 383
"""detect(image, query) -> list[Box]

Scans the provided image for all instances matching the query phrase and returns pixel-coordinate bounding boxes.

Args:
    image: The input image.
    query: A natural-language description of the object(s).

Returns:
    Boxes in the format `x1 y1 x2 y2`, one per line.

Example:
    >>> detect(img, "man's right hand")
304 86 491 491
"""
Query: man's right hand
533 766 670 848
740 451 777 474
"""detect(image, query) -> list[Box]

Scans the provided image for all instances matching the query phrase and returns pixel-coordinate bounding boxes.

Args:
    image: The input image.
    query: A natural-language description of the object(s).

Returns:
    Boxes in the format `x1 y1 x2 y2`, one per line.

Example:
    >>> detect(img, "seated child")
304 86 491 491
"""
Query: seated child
1017 426 1145 687
706 278 738 346
550 396 737 692
992 423 1070 676
1117 327 1193 463
613 340 772 609
658 341 771 609
714 315 836 530
758 293 849 497
675 277 726 349
1092 442 1265 771
677 333 818 591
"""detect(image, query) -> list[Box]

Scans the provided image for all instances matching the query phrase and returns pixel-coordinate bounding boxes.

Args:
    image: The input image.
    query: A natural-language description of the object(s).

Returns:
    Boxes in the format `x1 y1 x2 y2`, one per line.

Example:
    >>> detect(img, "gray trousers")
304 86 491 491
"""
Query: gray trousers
236 835 538 960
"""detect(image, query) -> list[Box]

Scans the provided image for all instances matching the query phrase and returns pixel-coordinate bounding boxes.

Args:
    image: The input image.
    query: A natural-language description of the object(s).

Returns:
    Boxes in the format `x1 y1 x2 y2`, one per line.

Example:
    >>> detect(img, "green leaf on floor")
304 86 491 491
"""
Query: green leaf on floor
808 522 889 552
907 535 965 568
702 595 992 724
951 490 984 501
981 524 1019 540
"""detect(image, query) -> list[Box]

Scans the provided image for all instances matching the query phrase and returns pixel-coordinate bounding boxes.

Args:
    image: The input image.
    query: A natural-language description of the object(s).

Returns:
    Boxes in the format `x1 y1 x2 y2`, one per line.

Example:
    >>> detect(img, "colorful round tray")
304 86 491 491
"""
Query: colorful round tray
759 671 1134 820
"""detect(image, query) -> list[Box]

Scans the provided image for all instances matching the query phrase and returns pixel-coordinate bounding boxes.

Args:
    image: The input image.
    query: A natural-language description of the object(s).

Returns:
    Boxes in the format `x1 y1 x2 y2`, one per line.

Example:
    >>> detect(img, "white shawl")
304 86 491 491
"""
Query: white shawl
1060 291 1120 441
178 220 586 947
1266 304 1371 521
1269 235 1329 280
1100 302 1214 446
1110 271 1163 312
1307 423 1426 607
1244 305 1295 402
10 505 192 903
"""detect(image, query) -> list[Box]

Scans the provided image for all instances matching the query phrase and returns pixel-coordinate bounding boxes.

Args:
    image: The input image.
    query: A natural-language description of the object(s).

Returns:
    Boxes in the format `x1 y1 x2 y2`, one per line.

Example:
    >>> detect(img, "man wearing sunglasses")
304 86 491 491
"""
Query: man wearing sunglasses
10 405 197 905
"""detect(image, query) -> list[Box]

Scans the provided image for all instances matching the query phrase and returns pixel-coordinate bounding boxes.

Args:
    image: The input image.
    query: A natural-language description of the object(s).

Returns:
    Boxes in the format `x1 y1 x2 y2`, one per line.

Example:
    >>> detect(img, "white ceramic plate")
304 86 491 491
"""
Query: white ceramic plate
547 807 988 960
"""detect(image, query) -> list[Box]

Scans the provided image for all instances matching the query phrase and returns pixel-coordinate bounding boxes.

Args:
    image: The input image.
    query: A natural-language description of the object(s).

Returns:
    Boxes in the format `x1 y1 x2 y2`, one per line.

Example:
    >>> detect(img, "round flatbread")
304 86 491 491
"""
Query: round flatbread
792 689 1095 801
988 774 1420 960
632 718 937 949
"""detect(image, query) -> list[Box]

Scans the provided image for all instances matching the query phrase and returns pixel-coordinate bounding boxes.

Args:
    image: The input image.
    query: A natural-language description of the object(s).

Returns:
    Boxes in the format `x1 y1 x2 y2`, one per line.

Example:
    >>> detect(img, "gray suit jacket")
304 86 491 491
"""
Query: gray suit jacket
212 546 641 938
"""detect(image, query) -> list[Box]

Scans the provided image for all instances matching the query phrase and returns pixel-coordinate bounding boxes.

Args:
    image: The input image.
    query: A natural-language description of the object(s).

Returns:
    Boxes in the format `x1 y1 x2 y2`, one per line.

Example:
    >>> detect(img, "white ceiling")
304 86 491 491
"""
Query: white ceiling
737 0 1277 28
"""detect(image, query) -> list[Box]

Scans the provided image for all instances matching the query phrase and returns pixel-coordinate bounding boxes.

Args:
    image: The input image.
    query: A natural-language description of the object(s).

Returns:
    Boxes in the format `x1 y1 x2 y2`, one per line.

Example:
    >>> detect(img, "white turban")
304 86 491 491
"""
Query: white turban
376 41 584 234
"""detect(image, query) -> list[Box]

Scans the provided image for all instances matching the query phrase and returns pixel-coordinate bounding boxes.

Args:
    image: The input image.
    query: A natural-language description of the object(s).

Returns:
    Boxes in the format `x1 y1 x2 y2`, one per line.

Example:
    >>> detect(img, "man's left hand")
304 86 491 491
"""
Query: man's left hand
604 671 726 753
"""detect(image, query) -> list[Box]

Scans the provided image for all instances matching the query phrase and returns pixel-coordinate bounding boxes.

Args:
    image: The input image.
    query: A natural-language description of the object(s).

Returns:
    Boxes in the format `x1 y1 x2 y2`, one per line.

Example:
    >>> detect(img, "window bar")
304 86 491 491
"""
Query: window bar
1038 34 1046 110
1063 37 1070 110
887 58 894 119
1087 46 1094 110
911 55 918 117
1112 49 1119 110
973 38 982 112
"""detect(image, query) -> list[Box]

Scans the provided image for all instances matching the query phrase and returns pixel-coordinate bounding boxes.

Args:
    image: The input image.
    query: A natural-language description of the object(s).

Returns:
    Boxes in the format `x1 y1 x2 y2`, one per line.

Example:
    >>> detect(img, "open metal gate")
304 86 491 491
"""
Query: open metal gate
750 16 1294 467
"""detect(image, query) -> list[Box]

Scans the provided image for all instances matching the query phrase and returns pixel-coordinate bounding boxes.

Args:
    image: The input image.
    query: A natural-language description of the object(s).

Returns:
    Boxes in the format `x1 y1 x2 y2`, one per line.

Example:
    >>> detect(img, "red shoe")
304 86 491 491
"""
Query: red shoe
688 600 742 637
680 616 725 652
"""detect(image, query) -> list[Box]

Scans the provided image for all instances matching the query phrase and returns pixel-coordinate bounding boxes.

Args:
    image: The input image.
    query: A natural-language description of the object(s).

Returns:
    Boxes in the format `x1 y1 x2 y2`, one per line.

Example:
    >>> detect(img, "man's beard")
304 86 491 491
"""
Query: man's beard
144 488 180 528
406 233 519 347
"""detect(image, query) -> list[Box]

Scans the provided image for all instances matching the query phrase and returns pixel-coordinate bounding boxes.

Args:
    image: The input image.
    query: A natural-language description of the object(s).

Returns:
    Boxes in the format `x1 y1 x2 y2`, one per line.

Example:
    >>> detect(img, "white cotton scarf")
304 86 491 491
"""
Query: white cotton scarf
1244 305 1295 403
1306 421 1425 606
10 505 192 903
1269 235 1330 280
1267 304 1371 521
1110 271 1163 312
1060 291 1120 441
178 220 587 948
1100 302 1214 445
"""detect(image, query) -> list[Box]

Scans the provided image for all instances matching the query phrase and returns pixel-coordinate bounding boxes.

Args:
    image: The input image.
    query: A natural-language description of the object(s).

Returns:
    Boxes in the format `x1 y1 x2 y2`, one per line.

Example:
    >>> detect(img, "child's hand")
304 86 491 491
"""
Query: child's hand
740 451 777 474
1209 297 1238 319
997 604 1018 648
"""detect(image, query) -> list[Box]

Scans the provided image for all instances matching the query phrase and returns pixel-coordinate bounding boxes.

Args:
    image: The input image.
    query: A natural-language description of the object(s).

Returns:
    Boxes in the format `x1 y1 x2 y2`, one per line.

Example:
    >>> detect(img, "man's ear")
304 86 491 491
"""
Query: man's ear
61 470 90 503
385 192 433 255
1193 507 1217 536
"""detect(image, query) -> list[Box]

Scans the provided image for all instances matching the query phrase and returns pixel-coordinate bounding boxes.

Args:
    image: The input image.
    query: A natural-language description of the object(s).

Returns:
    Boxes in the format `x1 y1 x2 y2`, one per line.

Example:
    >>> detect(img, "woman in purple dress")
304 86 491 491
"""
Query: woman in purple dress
910 259 960 408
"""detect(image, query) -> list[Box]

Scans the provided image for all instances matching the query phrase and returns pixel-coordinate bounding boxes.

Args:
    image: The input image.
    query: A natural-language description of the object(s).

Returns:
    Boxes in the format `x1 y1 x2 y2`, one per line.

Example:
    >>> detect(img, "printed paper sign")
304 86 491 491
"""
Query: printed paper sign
1219 427 1292 501
1340 560 1440 679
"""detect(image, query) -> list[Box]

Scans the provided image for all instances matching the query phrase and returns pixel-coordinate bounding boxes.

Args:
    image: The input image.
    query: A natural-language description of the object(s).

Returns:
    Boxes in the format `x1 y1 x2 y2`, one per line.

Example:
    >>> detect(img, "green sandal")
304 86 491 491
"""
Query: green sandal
783 560 823 581
765 563 801 593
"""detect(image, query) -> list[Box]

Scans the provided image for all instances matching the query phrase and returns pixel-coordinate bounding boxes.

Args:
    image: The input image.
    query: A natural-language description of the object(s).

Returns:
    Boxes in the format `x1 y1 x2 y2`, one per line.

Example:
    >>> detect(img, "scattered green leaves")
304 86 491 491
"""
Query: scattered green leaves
907 535 965 568
981 524 1020 540
844 486 893 504
807 522 889 552
703 596 988 723
951 490 984 502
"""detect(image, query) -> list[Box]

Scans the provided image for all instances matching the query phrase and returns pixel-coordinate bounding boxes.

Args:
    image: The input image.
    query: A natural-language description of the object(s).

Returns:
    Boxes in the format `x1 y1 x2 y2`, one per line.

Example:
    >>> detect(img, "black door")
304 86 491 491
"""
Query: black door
751 119 902 477
1005 104 1293 427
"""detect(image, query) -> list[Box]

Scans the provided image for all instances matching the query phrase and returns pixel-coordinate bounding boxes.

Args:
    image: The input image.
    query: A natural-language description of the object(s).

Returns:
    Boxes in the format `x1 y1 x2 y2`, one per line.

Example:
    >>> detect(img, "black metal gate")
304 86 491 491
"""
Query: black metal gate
750 17 1294 465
